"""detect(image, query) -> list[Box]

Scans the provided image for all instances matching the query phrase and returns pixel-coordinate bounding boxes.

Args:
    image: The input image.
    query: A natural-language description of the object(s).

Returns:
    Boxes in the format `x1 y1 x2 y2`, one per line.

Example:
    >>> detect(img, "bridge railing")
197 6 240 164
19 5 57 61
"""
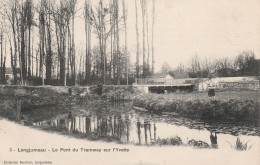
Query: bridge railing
134 78 165 85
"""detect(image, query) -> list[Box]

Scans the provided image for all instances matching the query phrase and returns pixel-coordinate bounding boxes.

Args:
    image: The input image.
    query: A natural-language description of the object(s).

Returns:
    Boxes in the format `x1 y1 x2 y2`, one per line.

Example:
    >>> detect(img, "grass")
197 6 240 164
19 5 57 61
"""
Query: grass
144 90 260 102
133 91 260 122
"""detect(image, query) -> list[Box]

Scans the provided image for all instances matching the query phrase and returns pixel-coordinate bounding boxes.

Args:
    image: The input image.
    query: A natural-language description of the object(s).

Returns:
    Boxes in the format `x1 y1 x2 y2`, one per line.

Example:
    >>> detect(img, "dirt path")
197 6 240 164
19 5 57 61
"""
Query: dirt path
0 118 259 165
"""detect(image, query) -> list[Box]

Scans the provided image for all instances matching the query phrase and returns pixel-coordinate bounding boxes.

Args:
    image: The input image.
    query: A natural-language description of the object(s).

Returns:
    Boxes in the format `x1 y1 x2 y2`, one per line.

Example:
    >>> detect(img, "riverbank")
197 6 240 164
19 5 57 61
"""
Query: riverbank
0 118 259 165
133 91 260 123
1 85 259 124
0 85 137 121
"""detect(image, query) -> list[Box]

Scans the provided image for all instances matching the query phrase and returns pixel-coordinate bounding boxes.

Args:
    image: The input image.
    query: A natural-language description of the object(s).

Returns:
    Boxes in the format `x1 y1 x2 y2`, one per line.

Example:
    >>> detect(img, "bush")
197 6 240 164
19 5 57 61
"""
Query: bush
154 136 183 146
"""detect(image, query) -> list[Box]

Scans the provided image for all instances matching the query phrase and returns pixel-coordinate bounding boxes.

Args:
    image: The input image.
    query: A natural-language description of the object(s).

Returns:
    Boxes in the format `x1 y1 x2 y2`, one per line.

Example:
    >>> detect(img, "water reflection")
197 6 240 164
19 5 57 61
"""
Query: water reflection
32 104 260 150
34 113 159 145
210 131 218 148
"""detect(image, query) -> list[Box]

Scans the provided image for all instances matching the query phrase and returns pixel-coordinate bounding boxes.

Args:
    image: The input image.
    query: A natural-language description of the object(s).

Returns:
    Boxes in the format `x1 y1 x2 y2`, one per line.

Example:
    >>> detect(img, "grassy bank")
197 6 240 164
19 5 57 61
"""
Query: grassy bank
133 91 260 122
0 85 137 121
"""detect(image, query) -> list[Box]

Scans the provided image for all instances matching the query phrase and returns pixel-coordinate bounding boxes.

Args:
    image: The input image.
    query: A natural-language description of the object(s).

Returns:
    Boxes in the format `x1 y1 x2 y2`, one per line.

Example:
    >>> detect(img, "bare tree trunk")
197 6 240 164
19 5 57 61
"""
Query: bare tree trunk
140 0 146 78
0 31 3 83
11 12 18 84
46 8 52 84
39 3 45 86
109 1 113 79
36 46 38 78
122 0 128 85
135 0 140 79
84 0 91 84
113 2 116 80
31 32 34 77
72 13 76 85
67 23 70 84
115 0 120 85
152 0 155 74
146 1 150 74
20 8 27 84
28 26 31 78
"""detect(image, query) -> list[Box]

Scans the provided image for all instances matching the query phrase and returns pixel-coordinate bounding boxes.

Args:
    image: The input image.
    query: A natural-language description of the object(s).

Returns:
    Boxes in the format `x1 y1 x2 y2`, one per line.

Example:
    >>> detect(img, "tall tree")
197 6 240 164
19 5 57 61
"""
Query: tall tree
151 0 155 74
84 0 92 84
135 0 140 79
122 0 128 85
145 0 150 74
24 0 34 79
140 0 146 77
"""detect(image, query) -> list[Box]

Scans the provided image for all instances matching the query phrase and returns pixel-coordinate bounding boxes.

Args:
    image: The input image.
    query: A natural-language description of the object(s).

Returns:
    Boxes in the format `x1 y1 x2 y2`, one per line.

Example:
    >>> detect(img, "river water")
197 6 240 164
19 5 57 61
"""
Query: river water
26 102 259 151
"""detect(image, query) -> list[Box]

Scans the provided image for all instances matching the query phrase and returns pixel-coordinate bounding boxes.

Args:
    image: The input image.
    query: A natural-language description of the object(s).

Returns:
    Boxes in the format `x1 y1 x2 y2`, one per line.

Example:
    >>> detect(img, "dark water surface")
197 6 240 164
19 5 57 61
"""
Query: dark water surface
23 102 259 150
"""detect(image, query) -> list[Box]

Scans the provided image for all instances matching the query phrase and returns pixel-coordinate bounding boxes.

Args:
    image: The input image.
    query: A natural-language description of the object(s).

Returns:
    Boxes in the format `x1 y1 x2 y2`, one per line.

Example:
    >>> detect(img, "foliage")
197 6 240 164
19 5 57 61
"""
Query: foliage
133 92 260 122
164 50 260 79
216 68 237 77
188 139 210 148
154 136 183 146
226 137 252 151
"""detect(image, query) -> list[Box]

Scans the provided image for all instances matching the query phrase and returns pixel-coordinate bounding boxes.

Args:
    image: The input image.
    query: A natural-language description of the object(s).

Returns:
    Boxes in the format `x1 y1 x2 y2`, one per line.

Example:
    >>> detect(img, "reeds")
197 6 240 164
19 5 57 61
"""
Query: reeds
226 137 252 151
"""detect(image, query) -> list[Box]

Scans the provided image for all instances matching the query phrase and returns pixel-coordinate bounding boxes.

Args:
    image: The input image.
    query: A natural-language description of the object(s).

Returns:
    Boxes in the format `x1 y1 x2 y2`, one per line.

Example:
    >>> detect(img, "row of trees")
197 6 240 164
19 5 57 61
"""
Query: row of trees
136 0 155 79
0 0 156 86
161 51 260 79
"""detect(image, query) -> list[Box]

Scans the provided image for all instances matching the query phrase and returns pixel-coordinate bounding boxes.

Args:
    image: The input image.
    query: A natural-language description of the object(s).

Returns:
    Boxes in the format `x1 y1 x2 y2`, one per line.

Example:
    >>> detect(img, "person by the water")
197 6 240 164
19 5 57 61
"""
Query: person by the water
206 77 216 101
210 131 218 148
97 84 103 96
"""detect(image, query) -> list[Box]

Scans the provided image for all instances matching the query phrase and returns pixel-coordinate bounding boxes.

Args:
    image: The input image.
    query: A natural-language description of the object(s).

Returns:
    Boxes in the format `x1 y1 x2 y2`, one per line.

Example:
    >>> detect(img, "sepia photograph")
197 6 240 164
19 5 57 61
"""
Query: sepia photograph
0 0 259 164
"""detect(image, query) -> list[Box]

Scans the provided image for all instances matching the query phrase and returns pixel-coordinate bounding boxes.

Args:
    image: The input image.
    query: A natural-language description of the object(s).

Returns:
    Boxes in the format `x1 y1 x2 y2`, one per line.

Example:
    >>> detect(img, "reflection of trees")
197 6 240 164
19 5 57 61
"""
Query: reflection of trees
137 120 156 145
37 113 157 145
137 121 141 144
154 124 156 140
62 114 130 141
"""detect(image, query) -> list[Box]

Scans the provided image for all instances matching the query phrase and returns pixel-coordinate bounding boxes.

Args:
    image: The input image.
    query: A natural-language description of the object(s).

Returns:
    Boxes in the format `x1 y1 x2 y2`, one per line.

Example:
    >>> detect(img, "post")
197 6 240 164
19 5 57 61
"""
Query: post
16 98 21 121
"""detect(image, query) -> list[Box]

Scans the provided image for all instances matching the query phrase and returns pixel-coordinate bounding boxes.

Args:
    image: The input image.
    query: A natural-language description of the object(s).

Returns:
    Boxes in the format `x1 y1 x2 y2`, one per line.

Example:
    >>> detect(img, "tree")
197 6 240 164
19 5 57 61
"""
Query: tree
173 64 188 79
135 0 140 78
151 0 155 74
235 51 259 76
145 0 150 73
161 61 171 74
84 0 92 84
140 0 146 77
122 0 128 85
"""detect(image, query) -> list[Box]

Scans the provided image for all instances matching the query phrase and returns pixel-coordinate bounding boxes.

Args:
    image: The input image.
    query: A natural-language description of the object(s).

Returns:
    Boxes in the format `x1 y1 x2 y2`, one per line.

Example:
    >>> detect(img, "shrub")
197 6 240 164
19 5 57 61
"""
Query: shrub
154 136 183 146
226 137 252 151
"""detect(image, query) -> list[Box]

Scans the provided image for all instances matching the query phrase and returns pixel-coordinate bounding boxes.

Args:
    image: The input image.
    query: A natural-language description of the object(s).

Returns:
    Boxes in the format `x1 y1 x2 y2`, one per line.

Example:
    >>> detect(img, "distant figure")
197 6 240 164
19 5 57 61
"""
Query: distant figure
68 87 72 95
210 131 218 148
97 84 103 96
207 77 216 101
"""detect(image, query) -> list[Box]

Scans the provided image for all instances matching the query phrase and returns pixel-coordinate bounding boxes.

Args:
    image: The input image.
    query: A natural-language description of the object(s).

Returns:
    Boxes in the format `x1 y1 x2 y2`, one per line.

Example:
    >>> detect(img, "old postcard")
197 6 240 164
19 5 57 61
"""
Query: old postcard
0 0 259 165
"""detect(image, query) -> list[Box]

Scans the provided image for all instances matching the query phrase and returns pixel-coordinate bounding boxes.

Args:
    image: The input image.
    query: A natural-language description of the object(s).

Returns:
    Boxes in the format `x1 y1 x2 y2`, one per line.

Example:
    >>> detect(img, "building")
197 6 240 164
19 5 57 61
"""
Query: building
134 74 200 93
198 77 259 91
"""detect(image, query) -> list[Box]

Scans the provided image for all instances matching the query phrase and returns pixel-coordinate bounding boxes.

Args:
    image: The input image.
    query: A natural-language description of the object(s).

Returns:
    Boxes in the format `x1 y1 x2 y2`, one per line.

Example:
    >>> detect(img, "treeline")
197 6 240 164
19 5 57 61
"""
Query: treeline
0 0 156 86
161 51 260 79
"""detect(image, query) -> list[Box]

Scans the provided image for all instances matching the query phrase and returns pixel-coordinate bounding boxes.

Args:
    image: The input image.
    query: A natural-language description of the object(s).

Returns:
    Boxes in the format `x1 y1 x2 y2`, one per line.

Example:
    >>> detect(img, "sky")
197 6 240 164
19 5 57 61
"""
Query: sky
149 0 260 71
3 0 260 72
75 0 260 72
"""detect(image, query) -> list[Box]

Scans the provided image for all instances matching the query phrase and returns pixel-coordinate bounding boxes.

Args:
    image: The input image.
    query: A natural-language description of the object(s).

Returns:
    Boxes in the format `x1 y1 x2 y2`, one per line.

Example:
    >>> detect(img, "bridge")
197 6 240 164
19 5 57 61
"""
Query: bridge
133 84 196 94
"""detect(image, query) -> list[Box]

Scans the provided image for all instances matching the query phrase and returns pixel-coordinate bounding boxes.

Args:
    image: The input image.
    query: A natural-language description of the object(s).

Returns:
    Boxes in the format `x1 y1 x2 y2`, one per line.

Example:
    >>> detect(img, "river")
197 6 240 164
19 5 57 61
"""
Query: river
20 102 260 151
